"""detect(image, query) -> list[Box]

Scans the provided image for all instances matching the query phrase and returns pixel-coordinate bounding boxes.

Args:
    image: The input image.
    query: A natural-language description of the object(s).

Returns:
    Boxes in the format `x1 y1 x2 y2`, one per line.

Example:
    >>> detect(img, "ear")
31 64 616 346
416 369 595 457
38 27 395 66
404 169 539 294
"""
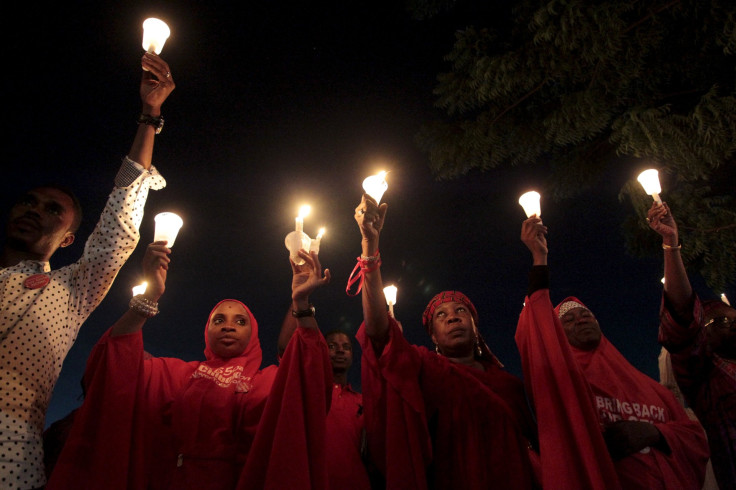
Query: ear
59 232 75 248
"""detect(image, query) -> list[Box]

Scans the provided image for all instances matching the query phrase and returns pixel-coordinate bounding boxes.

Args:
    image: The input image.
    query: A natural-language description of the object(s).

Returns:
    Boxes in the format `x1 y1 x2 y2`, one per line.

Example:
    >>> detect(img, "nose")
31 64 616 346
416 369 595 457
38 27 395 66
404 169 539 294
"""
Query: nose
220 323 236 331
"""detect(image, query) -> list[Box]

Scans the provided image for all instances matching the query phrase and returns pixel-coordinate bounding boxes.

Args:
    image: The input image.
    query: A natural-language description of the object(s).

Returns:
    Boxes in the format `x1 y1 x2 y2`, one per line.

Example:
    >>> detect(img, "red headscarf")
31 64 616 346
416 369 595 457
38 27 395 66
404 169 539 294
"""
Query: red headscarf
202 299 262 376
422 290 503 367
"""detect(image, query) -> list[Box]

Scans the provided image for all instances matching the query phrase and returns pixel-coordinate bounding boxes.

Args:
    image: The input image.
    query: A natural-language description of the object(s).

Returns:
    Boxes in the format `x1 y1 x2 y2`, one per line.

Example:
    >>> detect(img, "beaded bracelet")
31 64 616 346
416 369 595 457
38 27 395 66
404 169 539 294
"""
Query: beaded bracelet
129 294 159 318
346 250 381 296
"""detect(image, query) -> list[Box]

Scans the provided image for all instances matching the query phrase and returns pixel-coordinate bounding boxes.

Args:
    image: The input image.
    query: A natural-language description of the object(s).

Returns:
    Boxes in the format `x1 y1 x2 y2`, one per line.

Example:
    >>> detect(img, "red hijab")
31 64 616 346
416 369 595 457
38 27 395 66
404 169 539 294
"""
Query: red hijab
202 299 262 377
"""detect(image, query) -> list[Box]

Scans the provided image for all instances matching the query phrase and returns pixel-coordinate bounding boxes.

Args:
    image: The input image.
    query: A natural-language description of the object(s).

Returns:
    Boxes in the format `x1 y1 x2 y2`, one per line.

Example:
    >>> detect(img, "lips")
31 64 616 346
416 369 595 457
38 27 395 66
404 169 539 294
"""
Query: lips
12 216 40 231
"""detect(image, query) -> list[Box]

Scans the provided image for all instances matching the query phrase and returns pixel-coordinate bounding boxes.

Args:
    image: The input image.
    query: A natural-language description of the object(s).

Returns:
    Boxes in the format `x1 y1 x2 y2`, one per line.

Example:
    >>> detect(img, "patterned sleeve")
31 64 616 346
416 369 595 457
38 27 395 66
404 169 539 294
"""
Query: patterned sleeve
67 157 166 322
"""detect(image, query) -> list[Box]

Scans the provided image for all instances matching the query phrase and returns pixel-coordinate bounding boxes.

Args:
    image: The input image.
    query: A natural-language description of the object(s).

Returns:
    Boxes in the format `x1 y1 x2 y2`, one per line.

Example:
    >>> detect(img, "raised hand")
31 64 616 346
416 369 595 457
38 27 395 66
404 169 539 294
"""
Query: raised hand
140 53 175 114
354 193 387 252
647 202 679 246
142 241 171 301
291 249 331 303
521 217 548 265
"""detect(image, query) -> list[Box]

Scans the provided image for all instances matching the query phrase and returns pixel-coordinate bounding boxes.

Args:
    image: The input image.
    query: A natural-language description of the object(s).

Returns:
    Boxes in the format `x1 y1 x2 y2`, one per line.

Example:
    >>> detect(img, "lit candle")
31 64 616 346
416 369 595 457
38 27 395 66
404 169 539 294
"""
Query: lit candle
153 212 184 247
310 227 325 254
363 171 389 203
142 18 171 54
637 169 662 204
132 281 148 296
721 293 731 306
518 191 541 218
295 205 311 233
383 285 397 317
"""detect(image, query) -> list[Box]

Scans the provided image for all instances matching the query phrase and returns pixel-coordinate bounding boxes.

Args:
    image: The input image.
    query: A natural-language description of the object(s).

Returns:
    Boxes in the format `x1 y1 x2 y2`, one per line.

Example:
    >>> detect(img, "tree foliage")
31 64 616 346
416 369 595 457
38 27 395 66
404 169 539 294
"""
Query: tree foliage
415 0 736 291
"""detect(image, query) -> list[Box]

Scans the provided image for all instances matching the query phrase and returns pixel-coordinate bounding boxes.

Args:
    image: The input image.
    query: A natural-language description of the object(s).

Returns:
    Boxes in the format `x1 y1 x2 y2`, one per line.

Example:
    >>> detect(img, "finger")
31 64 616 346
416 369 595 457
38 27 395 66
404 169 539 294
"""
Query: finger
323 268 332 283
289 258 299 274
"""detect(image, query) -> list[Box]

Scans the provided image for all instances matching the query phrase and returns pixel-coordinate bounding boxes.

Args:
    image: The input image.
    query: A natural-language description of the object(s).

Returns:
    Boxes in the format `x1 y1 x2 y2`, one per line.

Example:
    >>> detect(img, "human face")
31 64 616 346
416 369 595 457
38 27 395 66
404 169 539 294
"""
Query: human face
559 307 602 350
326 333 353 373
5 188 76 260
430 301 477 357
206 301 252 358
704 305 736 360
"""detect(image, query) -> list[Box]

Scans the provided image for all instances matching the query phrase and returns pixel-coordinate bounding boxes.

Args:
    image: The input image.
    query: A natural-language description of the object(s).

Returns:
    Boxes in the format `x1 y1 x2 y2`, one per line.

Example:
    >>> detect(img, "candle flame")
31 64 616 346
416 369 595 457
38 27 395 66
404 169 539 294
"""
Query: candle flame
298 205 311 219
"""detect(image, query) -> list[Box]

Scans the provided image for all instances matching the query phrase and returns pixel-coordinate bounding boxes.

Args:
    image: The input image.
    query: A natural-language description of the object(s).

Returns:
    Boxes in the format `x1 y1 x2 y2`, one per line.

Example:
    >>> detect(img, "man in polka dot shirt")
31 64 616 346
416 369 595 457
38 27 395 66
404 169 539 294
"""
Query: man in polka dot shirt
0 53 175 489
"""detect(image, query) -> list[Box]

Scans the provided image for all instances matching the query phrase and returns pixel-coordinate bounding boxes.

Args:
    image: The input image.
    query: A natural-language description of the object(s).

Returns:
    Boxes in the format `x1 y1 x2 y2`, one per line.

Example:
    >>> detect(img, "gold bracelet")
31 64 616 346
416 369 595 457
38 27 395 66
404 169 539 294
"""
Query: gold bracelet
662 243 681 250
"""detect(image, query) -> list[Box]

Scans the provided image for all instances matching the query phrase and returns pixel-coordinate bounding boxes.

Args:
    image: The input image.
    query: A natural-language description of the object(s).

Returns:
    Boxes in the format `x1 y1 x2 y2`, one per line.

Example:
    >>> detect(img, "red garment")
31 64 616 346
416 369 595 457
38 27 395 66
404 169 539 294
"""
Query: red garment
325 384 371 490
516 290 709 490
47 300 331 490
358 316 537 490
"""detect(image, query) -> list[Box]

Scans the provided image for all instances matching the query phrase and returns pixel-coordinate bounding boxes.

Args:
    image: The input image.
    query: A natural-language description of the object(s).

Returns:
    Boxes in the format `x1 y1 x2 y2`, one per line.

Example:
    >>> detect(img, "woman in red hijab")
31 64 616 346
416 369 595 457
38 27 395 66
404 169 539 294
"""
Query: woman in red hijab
516 216 709 490
351 194 539 489
47 243 332 490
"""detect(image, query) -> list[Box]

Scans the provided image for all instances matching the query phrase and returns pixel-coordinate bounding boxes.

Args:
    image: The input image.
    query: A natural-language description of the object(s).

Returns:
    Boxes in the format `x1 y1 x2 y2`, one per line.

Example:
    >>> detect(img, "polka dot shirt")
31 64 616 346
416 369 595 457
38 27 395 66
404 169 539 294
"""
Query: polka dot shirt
0 157 165 489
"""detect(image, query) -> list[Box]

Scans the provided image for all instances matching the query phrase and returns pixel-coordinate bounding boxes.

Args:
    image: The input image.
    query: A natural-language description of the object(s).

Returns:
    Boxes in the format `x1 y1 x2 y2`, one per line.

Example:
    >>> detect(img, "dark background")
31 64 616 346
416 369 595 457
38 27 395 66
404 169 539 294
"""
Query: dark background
3 1 722 426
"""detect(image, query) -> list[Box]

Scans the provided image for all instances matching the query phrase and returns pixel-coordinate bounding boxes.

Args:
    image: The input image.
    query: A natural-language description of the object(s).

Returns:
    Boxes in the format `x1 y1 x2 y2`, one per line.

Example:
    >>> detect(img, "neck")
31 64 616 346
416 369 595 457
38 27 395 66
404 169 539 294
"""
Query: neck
446 352 483 370
0 247 46 268
332 371 348 386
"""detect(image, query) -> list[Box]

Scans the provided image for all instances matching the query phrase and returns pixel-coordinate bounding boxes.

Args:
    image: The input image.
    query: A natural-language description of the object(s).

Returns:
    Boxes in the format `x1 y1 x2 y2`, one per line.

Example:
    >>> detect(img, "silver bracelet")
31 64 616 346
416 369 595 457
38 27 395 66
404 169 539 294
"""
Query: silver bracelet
129 294 159 318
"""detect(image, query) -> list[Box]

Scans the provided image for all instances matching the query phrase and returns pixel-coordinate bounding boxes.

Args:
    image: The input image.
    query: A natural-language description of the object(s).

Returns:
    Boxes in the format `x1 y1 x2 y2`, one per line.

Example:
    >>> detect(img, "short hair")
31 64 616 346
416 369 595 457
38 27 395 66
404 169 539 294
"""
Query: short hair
32 184 83 233
324 329 353 343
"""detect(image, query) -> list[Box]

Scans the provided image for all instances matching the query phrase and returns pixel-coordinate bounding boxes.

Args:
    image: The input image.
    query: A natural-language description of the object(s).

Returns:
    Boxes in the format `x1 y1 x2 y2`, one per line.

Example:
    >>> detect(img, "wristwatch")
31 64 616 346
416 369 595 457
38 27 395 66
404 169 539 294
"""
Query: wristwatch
137 113 164 134
291 305 316 318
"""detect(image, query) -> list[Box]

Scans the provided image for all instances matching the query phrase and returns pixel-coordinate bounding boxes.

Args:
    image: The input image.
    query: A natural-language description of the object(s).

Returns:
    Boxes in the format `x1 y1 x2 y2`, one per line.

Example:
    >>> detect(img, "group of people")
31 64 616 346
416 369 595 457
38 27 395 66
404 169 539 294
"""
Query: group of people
1 52 733 490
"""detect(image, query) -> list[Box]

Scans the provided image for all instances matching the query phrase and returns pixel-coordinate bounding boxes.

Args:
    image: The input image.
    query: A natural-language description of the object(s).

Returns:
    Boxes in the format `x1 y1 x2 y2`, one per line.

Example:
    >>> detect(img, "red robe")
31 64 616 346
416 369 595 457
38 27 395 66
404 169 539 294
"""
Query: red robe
516 289 709 490
358 316 537 490
47 300 331 490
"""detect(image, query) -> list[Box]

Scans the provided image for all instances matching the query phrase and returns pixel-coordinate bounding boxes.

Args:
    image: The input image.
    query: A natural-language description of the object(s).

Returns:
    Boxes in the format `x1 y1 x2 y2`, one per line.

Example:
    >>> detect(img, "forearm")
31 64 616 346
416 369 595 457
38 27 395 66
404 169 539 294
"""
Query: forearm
127 118 157 170
110 308 150 336
663 246 693 319
361 261 389 348
277 307 299 356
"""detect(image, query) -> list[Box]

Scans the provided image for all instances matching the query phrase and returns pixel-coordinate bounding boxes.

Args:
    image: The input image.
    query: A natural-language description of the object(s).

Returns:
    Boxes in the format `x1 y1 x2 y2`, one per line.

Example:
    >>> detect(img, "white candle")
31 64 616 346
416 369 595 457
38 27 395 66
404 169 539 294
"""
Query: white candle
295 205 311 233
721 293 731 306
518 191 541 218
363 171 389 203
310 228 325 254
637 169 662 204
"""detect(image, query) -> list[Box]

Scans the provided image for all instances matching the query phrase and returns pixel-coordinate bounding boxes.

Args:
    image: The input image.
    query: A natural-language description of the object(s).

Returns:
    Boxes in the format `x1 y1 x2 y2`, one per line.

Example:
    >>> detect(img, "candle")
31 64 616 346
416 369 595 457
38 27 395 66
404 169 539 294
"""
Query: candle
310 227 326 254
295 205 311 233
363 171 389 203
637 169 662 204
383 285 397 317
518 191 541 218
721 293 731 306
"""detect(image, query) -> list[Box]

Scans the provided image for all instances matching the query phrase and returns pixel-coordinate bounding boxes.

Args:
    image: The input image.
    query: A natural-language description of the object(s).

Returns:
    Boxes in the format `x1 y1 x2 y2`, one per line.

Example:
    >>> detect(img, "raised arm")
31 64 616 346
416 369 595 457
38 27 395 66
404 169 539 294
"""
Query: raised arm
277 249 331 355
111 241 171 336
127 53 175 169
647 202 693 318
354 193 389 350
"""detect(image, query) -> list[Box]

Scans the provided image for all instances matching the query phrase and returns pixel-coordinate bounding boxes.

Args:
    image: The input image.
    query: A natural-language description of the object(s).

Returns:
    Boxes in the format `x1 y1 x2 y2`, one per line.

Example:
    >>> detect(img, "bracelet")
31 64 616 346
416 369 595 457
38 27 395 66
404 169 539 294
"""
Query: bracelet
662 243 681 250
137 113 165 134
129 294 159 318
346 250 381 296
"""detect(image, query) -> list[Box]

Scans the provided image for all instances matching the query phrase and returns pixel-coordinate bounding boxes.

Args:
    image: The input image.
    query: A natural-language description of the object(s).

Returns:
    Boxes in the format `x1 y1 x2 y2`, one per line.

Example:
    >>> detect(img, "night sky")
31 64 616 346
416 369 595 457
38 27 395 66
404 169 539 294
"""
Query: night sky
5 1 716 427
